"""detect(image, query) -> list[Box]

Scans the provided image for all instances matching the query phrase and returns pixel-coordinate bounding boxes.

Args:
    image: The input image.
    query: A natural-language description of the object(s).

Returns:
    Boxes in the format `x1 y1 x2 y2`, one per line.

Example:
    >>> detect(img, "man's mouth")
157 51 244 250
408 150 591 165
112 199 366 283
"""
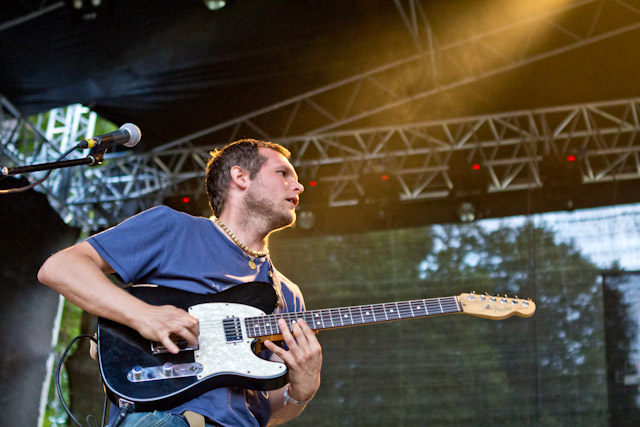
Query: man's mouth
286 197 298 208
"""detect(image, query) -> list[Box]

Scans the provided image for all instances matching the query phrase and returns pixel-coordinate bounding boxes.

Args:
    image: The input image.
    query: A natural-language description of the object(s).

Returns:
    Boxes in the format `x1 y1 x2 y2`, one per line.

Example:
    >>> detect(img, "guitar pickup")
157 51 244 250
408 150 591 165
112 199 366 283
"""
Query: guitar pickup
151 335 199 354
127 362 203 383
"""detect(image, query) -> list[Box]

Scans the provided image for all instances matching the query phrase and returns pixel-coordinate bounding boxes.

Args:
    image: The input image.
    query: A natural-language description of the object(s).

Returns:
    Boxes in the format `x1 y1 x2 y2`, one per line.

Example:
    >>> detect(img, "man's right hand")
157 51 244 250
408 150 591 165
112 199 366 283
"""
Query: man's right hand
133 304 200 354
38 241 200 355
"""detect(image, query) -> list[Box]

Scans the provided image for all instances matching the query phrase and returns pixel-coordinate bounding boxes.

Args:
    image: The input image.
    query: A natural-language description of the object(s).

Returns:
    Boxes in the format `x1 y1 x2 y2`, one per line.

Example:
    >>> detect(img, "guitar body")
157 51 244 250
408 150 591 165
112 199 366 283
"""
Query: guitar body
97 281 285 411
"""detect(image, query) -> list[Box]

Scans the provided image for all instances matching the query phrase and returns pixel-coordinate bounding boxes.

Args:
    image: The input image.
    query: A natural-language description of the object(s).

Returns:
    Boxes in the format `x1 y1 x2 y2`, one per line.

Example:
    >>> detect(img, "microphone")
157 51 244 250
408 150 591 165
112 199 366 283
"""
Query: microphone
78 123 141 149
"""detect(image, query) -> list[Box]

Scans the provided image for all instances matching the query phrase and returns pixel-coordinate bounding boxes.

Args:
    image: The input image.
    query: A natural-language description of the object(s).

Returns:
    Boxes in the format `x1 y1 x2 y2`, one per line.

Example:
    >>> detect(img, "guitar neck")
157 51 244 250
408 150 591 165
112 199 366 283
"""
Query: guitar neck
245 296 462 338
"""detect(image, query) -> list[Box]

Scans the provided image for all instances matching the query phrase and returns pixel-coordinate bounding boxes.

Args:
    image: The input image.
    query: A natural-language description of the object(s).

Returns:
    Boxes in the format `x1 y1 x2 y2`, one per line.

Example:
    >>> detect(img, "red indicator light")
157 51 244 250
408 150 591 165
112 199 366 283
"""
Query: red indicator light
567 155 576 162
472 164 481 170
310 181 317 187
182 196 190 203
381 175 389 181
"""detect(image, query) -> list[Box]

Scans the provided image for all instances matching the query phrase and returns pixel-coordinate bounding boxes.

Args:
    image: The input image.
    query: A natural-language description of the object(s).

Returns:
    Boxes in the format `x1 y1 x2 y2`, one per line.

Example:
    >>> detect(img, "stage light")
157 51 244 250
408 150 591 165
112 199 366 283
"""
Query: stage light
182 196 191 203
66 0 109 21
297 211 315 230
381 174 389 181
567 155 576 162
472 164 481 170
310 181 317 187
457 201 476 223
204 0 227 10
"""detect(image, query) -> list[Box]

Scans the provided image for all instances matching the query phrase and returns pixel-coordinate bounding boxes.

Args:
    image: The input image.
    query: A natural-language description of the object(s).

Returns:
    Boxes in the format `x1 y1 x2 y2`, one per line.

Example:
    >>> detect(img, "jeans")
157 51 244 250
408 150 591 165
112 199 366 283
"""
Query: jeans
111 411 189 427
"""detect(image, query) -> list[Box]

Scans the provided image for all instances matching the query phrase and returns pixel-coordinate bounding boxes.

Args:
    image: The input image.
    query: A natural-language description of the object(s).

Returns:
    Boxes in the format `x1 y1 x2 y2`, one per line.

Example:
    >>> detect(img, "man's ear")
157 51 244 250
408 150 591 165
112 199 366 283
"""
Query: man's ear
229 165 250 190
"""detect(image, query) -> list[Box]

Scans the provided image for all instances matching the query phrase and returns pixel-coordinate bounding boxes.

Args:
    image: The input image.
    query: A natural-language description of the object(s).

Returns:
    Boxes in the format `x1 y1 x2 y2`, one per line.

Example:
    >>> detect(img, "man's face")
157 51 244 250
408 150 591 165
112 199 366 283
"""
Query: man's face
243 148 304 230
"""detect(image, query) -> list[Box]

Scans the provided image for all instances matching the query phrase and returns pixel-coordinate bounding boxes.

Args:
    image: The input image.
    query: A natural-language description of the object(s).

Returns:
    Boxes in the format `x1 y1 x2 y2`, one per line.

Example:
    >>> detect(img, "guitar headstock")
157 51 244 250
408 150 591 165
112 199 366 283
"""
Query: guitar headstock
459 292 536 320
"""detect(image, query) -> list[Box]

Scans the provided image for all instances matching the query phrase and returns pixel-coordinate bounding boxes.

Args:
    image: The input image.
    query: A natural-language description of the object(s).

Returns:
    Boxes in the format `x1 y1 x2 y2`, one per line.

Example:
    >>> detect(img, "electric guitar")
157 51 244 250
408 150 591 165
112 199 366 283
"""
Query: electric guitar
97 281 536 411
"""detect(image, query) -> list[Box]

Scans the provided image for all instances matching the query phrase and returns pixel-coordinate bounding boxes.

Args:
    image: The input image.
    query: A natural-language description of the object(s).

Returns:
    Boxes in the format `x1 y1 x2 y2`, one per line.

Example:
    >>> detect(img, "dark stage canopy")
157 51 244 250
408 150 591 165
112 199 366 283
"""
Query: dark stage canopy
2 0 640 147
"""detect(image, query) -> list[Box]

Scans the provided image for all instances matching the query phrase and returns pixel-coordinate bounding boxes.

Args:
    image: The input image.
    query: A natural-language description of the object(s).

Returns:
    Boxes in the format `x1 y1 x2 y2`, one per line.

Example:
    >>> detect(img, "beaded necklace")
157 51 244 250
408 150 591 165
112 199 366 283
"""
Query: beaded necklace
214 217 268 269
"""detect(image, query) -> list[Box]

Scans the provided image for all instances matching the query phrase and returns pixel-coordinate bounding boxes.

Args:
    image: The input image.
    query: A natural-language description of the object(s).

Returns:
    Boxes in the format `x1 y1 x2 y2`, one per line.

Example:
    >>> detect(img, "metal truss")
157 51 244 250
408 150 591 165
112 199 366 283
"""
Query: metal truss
283 97 640 206
104 97 640 208
156 0 640 151
39 105 171 231
0 98 160 230
4 96 640 230
0 1 64 33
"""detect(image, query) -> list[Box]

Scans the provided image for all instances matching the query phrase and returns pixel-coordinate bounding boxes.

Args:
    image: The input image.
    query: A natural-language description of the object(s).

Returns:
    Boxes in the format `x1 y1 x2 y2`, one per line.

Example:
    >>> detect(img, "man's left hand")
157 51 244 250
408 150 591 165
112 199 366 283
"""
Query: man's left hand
264 318 322 401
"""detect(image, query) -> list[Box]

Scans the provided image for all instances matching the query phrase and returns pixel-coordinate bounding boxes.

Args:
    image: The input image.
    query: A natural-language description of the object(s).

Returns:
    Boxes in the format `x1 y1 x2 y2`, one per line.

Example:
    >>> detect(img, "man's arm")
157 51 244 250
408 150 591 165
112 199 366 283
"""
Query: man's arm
37 241 199 353
264 318 322 425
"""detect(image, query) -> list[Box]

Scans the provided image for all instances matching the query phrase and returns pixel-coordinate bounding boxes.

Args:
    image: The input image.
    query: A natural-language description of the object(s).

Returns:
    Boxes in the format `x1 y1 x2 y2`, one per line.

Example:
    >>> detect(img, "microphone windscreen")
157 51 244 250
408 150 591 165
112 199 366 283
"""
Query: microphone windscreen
120 123 142 147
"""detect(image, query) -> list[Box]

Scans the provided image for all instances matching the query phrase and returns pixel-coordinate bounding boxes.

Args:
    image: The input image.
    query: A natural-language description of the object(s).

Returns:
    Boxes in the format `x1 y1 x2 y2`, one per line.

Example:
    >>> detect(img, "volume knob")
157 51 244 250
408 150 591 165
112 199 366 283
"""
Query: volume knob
162 362 173 376
132 366 143 380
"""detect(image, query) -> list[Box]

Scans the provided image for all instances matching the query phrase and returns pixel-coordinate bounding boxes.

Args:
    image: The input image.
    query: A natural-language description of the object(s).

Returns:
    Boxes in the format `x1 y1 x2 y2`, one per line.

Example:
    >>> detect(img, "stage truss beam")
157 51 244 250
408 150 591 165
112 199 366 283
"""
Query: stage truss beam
4 97 640 231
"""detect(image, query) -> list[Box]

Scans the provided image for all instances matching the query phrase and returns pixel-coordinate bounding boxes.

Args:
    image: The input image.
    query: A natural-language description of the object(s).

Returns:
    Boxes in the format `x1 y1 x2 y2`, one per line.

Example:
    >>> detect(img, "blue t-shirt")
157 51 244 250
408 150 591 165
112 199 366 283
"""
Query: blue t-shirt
87 205 305 426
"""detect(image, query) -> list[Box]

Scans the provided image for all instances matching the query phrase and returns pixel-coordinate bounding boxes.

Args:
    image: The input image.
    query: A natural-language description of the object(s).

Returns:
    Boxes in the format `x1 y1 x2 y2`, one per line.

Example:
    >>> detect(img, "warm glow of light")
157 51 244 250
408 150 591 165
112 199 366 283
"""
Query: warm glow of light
567 155 576 162
182 196 191 203
386 0 573 123
472 164 481 170
310 181 317 187
381 175 390 181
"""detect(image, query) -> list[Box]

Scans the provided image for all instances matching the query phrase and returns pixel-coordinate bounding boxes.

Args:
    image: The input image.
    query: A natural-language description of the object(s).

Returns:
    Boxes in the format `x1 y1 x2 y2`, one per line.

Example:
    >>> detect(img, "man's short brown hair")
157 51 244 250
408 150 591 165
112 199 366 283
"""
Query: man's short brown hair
205 139 291 217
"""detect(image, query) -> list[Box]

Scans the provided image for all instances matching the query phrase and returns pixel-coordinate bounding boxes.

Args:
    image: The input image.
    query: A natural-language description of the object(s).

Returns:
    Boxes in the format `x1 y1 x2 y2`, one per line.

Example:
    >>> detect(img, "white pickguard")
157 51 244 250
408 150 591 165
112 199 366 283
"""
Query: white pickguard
189 302 286 381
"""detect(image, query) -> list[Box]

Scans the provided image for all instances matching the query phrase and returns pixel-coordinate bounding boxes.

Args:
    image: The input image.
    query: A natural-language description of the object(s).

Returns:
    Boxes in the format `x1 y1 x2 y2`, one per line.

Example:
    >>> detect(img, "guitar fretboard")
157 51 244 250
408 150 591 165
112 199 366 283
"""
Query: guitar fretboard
244 296 462 338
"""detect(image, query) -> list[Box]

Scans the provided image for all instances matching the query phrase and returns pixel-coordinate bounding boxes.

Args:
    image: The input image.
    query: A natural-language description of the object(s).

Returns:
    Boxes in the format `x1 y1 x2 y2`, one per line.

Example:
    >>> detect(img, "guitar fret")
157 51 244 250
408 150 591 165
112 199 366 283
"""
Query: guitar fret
331 309 339 327
425 298 442 314
337 307 346 326
312 310 324 329
321 310 331 328
384 302 401 320
362 305 374 323
398 301 412 319
440 297 459 314
373 304 386 322
350 306 363 325
408 301 417 317
344 307 352 325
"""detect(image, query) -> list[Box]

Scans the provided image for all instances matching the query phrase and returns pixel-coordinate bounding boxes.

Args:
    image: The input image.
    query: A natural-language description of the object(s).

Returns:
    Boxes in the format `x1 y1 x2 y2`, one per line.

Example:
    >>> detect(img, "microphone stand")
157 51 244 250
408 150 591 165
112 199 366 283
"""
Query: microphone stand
1 144 108 178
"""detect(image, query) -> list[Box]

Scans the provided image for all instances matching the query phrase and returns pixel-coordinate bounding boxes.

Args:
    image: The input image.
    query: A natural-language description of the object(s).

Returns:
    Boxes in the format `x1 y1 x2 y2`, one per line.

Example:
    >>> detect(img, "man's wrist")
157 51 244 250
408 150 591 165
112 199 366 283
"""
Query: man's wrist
283 385 313 406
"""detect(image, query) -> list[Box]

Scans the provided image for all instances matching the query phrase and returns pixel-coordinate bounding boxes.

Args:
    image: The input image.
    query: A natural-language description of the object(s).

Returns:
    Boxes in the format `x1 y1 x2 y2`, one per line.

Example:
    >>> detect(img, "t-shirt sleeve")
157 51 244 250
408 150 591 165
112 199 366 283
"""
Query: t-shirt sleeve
86 206 170 284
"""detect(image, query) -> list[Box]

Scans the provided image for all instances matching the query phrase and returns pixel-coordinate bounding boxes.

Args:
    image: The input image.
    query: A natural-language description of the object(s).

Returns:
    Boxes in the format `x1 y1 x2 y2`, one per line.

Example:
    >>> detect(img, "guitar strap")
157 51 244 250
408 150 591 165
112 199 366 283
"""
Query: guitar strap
268 259 285 311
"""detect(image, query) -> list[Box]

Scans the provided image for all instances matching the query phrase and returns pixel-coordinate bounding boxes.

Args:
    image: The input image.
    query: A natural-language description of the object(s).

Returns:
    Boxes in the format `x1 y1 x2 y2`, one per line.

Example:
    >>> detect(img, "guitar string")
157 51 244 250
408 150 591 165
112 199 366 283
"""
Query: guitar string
200 298 465 341
196 297 463 328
